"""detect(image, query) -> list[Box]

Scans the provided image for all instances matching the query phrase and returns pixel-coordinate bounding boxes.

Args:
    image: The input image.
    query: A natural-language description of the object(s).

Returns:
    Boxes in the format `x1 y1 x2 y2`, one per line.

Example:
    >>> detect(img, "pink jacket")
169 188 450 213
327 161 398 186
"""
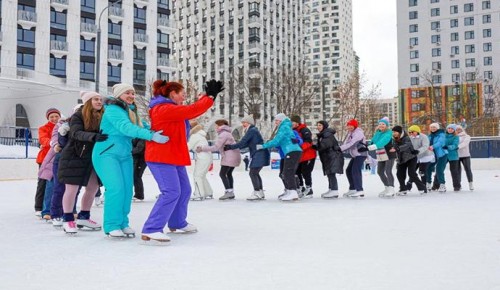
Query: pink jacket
38 122 62 180
202 125 241 167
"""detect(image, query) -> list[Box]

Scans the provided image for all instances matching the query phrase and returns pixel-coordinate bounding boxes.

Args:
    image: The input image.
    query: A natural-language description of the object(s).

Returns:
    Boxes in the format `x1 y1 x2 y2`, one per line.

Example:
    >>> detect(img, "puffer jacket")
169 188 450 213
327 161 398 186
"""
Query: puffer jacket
36 121 56 164
202 125 241 167
262 118 302 155
225 125 270 168
294 123 317 162
428 129 447 158
445 132 459 161
339 127 368 157
38 122 61 180
316 128 344 175
457 131 471 157
188 125 213 162
369 129 397 159
392 132 417 164
409 133 434 163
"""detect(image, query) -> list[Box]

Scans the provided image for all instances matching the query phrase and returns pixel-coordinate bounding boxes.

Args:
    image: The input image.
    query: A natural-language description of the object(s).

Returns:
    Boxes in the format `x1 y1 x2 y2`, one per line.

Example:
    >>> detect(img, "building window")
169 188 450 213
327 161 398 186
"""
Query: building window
484 71 493 80
409 11 418 19
81 0 95 13
411 103 425 112
409 37 418 46
483 14 491 23
484 56 493 66
432 75 442 84
158 0 169 9
431 21 440 30
465 31 474 39
50 56 66 77
50 9 67 30
452 73 460 82
410 77 419 85
133 48 146 65
465 44 475 53
464 3 474 12
431 35 441 43
451 59 460 69
430 8 440 16
450 19 458 28
134 6 146 24
108 21 122 39
17 52 35 70
409 0 418 7
80 38 95 57
483 42 492 52
157 31 169 47
464 17 474 26
451 32 459 41
465 58 475 67
482 1 491 10
108 64 121 83
483 29 492 38
410 63 419 72
410 50 419 59
133 68 146 85
409 24 418 33
80 61 94 80
465 72 475 81
17 27 35 48
432 48 441 57
450 5 458 14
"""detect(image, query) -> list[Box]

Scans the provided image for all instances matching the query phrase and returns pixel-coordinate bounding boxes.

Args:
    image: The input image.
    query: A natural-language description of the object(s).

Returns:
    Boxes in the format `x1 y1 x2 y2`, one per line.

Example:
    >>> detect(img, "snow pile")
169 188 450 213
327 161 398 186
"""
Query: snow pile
0 144 38 158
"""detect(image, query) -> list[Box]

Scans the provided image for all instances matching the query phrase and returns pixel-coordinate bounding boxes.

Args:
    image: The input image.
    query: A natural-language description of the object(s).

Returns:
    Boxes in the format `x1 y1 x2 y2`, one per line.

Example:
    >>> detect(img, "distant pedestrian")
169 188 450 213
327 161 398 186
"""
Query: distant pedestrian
243 155 250 171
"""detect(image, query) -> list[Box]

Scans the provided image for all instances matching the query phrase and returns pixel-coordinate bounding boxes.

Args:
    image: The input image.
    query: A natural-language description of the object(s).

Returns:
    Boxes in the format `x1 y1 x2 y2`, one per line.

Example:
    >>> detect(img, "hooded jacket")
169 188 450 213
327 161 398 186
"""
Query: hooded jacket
225 124 270 168
36 121 56 164
409 133 434 163
202 125 241 167
339 127 368 157
370 129 397 159
392 131 417 164
262 118 302 155
457 130 471 158
316 127 344 175
294 123 317 162
445 132 459 161
428 129 447 158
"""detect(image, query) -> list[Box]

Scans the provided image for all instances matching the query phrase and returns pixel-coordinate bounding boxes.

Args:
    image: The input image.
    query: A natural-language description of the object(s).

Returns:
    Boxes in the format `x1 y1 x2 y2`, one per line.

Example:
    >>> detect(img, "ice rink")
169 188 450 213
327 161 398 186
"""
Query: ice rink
1 165 499 290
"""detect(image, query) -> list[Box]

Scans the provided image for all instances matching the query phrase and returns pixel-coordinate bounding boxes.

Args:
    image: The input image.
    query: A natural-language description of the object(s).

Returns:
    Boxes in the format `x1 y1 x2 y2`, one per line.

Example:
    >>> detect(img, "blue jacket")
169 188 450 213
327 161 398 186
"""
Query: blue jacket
428 129 447 158
93 98 154 158
445 133 459 161
370 129 397 159
226 125 270 168
263 118 302 155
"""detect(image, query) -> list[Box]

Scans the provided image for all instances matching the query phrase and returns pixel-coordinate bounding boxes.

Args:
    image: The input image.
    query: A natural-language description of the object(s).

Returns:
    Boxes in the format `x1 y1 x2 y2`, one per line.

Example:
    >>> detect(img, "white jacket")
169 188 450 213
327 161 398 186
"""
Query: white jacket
188 126 213 161
457 131 471 158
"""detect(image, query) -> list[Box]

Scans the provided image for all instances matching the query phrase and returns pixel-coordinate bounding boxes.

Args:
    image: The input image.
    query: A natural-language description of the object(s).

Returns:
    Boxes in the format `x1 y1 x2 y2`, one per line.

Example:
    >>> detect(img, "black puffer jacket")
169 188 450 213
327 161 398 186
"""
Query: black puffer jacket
392 132 417 164
317 128 344 175
58 110 100 186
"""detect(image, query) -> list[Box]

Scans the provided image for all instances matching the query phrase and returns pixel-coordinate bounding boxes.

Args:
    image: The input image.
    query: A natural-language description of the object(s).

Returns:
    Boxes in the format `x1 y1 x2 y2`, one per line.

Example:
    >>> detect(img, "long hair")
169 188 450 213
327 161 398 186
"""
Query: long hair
128 103 143 128
82 101 104 131
152 80 184 98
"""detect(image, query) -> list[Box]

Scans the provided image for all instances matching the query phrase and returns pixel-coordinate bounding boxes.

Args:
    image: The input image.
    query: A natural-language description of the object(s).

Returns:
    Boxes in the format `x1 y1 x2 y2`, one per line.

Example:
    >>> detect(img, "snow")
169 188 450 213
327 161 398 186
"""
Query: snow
1 165 500 290
0 144 38 158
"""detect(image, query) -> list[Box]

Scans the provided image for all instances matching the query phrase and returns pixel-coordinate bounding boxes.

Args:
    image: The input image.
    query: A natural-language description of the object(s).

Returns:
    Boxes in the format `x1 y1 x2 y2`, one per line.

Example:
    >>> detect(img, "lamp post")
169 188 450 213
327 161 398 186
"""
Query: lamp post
95 0 122 94
228 54 258 126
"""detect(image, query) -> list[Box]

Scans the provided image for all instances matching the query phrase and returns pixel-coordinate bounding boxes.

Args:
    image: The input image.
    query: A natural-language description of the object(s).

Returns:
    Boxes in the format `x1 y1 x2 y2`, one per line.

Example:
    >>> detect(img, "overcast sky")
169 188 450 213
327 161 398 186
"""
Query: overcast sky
352 0 398 98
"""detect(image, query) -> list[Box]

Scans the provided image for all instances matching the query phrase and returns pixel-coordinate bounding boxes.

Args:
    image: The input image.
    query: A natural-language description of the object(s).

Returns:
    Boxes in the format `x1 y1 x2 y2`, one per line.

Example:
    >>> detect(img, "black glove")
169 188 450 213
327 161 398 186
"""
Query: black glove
204 79 225 100
311 144 318 150
411 150 419 155
357 146 369 152
291 138 299 144
94 133 108 142
223 145 231 151
442 146 448 150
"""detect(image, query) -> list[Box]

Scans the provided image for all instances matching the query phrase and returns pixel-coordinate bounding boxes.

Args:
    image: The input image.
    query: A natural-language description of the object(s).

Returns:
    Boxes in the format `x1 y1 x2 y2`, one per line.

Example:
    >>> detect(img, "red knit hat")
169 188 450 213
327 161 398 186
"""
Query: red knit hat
346 119 359 128
46 108 61 119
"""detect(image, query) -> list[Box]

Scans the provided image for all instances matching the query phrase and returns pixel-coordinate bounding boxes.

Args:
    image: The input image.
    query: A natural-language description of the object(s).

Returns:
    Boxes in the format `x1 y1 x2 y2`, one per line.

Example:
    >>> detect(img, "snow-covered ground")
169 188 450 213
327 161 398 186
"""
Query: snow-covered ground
0 144 38 158
1 165 500 290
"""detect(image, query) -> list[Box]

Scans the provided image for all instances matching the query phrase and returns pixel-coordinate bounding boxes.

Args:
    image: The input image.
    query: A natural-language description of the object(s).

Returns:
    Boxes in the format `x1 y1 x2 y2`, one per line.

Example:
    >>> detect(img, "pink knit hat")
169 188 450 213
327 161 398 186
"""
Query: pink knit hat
80 91 102 104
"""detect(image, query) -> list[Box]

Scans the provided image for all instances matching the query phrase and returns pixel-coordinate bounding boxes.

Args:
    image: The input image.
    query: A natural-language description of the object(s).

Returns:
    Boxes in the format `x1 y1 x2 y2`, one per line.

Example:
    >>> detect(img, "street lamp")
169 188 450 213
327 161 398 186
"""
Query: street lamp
95 0 122 94
227 54 258 126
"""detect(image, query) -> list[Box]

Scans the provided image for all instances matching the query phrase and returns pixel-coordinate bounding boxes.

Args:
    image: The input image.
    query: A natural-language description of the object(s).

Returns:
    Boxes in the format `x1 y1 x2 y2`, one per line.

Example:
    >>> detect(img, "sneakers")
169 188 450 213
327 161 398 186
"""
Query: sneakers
378 186 388 197
76 219 102 231
94 196 104 207
63 221 77 234
52 217 63 227
469 182 474 191
438 184 446 193
280 189 299 201
169 223 198 234
141 232 171 243
342 190 356 197
247 190 265 201
321 190 339 199
219 189 235 200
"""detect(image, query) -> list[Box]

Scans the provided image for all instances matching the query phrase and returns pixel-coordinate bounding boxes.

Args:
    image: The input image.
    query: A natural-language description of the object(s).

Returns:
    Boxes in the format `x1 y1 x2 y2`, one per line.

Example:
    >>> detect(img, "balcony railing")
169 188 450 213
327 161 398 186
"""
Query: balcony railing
80 22 97 35
134 33 148 43
109 7 124 23
157 17 176 31
51 0 69 11
50 40 68 51
108 50 124 60
157 58 177 68
17 10 37 29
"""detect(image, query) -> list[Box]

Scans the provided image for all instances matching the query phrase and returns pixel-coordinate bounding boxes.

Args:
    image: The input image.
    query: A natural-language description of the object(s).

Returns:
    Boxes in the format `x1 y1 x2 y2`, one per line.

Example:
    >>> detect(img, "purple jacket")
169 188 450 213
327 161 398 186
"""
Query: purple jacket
340 127 368 157
38 122 62 180
202 125 241 167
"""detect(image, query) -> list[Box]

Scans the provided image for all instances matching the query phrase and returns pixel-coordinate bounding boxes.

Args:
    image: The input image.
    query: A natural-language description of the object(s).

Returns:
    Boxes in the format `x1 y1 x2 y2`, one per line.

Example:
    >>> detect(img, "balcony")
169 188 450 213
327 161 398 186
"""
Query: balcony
157 58 178 72
210 30 216 38
134 0 149 9
157 17 177 33
50 0 69 12
80 22 97 40
17 68 35 79
133 33 149 49
248 17 261 28
50 40 69 58
108 7 124 24
108 50 124 66
200 67 207 75
17 10 37 30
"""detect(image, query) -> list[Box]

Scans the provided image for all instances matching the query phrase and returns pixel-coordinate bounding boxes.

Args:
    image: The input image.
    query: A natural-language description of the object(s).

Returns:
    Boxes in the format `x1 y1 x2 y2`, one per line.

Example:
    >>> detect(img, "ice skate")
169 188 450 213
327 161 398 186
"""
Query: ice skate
321 190 339 199
278 189 287 200
377 186 388 197
438 184 446 193
34 211 42 218
302 186 313 198
52 217 63 228
94 196 104 207
76 219 102 231
122 227 136 238
219 189 235 201
342 190 356 198
169 223 198 234
132 197 144 202
406 182 413 192
106 229 125 239
247 190 265 201
469 182 474 191
396 190 407 196
204 195 214 200
280 189 299 202
63 221 77 235
190 191 204 201
42 214 52 223
418 190 427 195
426 183 432 192
346 191 365 198
380 187 395 198
454 187 461 192
141 232 171 245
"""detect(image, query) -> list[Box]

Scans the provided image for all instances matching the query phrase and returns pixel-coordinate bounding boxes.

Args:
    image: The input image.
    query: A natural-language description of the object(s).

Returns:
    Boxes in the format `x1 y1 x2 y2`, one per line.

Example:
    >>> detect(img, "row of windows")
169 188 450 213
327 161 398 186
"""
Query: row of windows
410 71 482 86
409 30 492 47
410 42 493 59
410 57 493 74
409 0 490 11
81 0 169 13
410 13 493 26
409 23 493 39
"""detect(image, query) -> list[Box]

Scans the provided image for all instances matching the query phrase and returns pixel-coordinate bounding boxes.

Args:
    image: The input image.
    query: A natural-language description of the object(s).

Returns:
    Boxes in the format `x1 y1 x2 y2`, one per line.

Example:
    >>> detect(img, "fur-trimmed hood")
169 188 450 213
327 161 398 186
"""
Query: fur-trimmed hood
190 124 207 137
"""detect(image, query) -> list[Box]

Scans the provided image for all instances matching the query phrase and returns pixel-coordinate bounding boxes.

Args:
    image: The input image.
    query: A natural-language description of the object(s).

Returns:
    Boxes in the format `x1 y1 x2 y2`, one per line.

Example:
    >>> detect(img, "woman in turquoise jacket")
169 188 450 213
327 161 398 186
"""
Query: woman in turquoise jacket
92 83 169 238
258 113 302 201
444 124 460 191
426 123 448 192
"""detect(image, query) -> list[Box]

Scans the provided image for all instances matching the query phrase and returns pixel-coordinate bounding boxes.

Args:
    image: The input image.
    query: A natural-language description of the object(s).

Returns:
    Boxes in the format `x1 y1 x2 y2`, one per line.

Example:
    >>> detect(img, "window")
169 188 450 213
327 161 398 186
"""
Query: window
80 38 95 57
157 31 169 47
50 56 66 77
465 45 475 53
17 27 35 48
409 0 417 7
432 75 442 84
410 50 419 59
451 46 459 55
134 6 146 24
482 1 491 10
50 9 67 30
81 0 95 13
450 19 458 28
431 0 439 3
484 71 493 80
464 3 474 12
484 56 492 66
450 5 458 14
411 103 425 112
431 35 441 43
410 63 419 72
431 8 440 16
465 31 474 40
108 64 121 83
80 61 94 80
431 21 440 30
432 48 441 57
133 48 146 65
133 68 146 85
464 17 474 26
432 61 441 70
409 24 418 33
17 52 35 69
411 77 419 85
158 0 169 9
451 32 459 41
409 11 418 19
108 21 121 39
451 60 460 69
483 15 491 23
409 37 418 46
452 73 460 82
465 58 475 67
483 42 492 52
483 29 491 38
466 72 475 81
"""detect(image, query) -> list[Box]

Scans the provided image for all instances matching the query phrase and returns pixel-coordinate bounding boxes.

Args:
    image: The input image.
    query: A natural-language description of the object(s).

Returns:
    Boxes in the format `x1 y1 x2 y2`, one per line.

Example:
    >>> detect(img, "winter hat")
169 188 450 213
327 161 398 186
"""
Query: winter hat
456 125 464 131
429 123 440 129
392 125 403 134
80 91 101 104
112 83 135 99
45 108 61 119
378 116 390 127
446 124 457 131
317 120 329 129
290 115 301 124
346 119 358 128
408 125 421 133
241 115 255 125
73 104 83 113
274 113 287 122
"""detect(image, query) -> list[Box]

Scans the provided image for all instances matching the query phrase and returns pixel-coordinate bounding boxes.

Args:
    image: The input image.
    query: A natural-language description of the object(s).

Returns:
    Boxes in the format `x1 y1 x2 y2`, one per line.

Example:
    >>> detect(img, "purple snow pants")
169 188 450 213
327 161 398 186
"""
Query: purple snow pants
142 162 191 234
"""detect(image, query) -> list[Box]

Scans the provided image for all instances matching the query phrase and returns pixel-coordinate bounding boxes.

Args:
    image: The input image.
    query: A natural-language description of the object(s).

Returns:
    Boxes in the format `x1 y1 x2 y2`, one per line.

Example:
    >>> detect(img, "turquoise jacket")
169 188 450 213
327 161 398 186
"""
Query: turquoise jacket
445 133 459 161
428 129 447 158
370 129 393 149
93 99 154 158
262 118 302 155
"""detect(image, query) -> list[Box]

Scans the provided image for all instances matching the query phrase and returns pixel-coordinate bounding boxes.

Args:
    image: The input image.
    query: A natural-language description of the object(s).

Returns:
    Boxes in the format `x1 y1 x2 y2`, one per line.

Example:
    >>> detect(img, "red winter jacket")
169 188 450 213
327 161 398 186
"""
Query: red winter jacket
36 121 56 164
145 95 214 166
294 123 317 162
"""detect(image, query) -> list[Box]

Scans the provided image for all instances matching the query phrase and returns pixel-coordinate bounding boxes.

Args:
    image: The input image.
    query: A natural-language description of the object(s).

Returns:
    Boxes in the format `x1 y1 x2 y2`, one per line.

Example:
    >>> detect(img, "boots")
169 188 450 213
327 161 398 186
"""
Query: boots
219 189 235 200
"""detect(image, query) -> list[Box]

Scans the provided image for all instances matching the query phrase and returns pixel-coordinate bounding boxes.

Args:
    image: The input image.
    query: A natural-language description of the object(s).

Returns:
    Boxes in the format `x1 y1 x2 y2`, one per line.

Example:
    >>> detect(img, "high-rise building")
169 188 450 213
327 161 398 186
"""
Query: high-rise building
303 0 356 126
0 0 177 131
174 0 305 135
397 0 500 134
359 97 400 137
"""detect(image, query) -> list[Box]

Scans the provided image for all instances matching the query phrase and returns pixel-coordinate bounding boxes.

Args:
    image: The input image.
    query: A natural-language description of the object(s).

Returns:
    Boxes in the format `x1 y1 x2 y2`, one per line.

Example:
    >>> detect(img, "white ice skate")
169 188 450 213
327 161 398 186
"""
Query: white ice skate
52 217 63 228
219 189 235 201
278 189 287 200
141 232 171 245
396 190 408 196
190 191 204 201
321 190 339 199
380 187 396 198
342 190 356 198
438 184 447 193
469 182 474 191
122 227 136 238
247 190 265 201
63 221 77 235
426 183 432 192
132 197 144 202
377 186 389 197
169 223 198 234
76 219 102 231
34 211 42 217
204 195 214 200
345 191 365 198
280 189 299 202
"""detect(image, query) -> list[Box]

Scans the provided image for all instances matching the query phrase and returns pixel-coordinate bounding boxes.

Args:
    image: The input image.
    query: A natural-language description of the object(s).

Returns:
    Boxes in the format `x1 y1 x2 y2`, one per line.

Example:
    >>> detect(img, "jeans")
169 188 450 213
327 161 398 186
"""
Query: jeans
41 179 54 216
346 156 367 191
296 159 315 187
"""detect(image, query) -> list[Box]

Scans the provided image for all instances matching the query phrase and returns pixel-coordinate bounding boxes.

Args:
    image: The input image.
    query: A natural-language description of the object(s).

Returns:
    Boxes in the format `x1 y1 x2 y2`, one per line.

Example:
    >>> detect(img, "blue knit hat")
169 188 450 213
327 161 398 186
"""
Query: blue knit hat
446 124 457 131
378 117 390 127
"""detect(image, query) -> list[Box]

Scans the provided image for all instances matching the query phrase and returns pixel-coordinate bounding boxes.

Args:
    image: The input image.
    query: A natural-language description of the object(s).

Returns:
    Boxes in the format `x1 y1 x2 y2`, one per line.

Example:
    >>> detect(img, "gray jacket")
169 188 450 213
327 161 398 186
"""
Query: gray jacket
410 133 434 162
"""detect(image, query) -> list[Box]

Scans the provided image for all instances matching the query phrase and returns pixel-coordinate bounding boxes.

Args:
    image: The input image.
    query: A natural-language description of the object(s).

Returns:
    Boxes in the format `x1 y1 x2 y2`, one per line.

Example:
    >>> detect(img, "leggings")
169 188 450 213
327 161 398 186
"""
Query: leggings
62 170 99 221
458 157 473 183
377 159 395 187
249 167 263 191
219 166 235 190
